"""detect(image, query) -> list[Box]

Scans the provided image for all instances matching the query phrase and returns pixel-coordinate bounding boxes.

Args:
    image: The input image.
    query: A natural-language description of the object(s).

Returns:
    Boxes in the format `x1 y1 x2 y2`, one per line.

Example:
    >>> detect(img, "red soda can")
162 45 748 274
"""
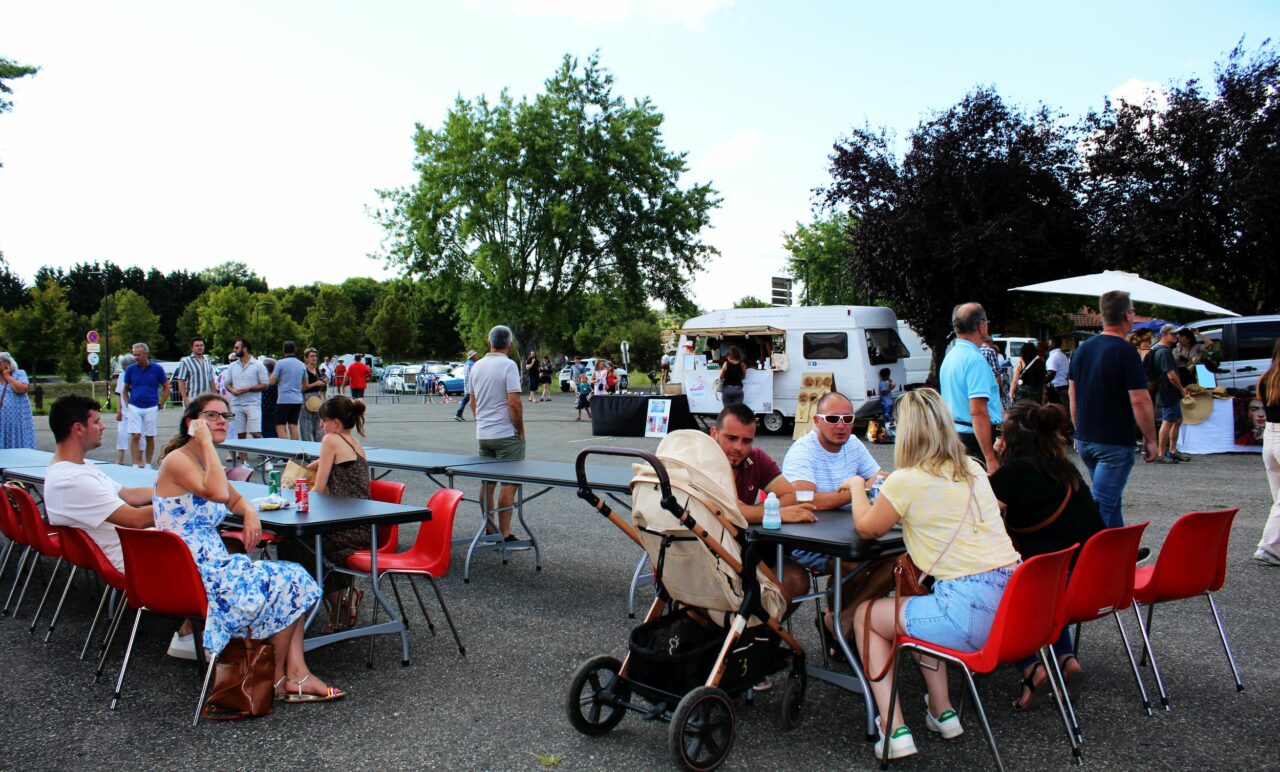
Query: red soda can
295 479 309 512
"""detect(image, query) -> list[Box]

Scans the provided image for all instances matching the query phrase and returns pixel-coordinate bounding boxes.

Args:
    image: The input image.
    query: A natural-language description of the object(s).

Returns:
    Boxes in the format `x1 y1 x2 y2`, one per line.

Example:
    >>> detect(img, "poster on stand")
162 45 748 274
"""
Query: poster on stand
645 399 673 438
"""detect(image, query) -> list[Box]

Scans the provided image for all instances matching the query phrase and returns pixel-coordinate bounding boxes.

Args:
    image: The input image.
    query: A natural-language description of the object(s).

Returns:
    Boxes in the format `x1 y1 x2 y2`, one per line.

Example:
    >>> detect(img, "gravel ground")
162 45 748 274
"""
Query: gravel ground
1 394 1277 770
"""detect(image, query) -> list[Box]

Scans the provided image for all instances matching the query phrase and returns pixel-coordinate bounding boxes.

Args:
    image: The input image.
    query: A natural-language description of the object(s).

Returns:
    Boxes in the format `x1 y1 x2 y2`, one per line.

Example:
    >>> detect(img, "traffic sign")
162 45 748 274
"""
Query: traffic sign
86 342 101 353
87 352 100 366
86 330 99 344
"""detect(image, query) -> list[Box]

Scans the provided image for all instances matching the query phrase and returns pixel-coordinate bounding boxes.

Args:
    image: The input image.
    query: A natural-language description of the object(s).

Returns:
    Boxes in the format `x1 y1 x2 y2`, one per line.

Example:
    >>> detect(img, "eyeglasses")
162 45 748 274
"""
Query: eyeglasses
814 414 856 425
199 410 234 422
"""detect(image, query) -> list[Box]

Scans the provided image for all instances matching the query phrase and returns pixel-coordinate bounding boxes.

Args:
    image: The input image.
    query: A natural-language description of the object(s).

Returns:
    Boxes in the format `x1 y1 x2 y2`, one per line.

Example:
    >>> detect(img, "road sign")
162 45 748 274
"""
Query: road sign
87 352 100 366
86 342 101 353
620 340 630 366
86 330 100 344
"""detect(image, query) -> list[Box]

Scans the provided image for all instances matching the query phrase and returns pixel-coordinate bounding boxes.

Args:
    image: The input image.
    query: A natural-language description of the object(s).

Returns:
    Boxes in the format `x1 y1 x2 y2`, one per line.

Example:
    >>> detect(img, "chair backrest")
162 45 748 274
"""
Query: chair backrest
6 483 59 558
405 488 464 577
116 527 208 617
1146 509 1239 600
0 485 25 543
58 526 127 590
370 479 406 551
976 546 1076 668
225 466 253 482
1062 522 1148 624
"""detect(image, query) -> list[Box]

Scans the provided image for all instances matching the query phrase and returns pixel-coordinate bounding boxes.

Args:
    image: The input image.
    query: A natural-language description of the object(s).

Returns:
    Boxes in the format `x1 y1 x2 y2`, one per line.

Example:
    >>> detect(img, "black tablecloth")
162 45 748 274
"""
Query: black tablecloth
590 394 698 437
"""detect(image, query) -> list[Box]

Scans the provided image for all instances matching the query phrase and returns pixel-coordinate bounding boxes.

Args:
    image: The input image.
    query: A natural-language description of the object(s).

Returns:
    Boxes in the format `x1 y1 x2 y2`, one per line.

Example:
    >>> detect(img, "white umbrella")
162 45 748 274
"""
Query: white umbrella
1010 270 1239 317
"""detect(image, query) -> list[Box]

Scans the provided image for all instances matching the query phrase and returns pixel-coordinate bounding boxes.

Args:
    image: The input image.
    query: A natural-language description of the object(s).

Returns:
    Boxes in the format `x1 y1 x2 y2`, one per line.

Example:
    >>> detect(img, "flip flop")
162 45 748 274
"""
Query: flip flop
282 674 346 703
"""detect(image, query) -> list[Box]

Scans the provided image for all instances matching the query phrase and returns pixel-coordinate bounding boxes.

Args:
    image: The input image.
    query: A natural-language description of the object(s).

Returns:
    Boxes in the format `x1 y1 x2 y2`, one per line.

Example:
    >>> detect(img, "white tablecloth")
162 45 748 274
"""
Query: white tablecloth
1179 399 1261 454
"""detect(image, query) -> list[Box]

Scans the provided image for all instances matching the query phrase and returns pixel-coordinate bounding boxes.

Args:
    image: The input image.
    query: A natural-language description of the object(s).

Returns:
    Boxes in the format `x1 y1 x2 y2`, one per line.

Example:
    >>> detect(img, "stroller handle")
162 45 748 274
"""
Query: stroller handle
574 447 675 505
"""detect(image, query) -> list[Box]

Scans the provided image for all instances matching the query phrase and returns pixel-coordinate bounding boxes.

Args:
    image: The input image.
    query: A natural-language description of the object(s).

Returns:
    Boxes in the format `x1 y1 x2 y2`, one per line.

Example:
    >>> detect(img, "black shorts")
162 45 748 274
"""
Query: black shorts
350 387 365 399
276 403 302 425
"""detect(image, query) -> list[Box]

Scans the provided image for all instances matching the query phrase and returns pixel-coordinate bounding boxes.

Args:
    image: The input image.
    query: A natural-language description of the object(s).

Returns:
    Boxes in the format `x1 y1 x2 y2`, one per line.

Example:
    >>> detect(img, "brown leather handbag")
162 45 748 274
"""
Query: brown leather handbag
202 637 276 720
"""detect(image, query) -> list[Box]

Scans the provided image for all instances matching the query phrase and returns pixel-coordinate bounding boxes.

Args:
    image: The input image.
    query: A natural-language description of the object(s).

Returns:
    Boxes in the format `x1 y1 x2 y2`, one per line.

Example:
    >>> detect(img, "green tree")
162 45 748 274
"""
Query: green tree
600 315 664 374
1080 41 1280 315
197 285 255 355
1 57 39 167
198 261 269 294
1 280 78 377
784 213 876 306
305 286 363 356
0 254 27 310
340 277 385 321
733 296 771 309
96 289 161 360
376 52 720 358
366 290 418 360
824 87 1085 378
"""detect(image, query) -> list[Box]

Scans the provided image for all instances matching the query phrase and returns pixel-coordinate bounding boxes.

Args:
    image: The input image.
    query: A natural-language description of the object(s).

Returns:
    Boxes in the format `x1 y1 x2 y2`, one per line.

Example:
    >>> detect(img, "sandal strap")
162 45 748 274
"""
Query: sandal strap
291 674 311 694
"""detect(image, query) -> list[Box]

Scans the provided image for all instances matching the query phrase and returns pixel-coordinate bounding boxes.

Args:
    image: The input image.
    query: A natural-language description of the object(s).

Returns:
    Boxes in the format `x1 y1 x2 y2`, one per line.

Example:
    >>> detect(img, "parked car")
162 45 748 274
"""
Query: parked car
382 364 408 393
1183 314 1280 390
420 363 464 394
558 358 629 391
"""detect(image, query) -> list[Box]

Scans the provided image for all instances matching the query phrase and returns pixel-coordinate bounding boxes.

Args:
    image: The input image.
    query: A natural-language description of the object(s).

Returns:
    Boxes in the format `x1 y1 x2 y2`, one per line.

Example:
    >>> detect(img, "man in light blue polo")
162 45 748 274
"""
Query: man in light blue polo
939 302 1002 473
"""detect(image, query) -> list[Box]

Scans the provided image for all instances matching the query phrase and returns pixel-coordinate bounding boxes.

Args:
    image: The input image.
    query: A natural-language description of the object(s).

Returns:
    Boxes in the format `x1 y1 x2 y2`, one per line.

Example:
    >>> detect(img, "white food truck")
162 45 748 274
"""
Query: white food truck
670 306 910 432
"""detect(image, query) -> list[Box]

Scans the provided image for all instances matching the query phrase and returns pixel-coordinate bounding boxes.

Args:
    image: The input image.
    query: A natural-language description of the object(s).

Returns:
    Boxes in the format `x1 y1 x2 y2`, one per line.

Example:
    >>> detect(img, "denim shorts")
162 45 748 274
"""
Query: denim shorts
1161 403 1182 422
902 565 1015 652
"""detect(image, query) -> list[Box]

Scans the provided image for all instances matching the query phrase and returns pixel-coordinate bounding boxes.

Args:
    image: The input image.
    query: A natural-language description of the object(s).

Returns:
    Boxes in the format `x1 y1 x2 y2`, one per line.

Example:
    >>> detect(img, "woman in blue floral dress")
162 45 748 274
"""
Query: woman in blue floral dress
0 352 36 449
155 393 343 702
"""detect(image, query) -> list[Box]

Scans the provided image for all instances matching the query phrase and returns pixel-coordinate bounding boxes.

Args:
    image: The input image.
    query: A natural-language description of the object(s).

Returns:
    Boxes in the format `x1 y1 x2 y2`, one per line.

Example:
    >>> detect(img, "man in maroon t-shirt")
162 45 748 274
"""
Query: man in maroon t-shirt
710 403 815 607
346 355 372 400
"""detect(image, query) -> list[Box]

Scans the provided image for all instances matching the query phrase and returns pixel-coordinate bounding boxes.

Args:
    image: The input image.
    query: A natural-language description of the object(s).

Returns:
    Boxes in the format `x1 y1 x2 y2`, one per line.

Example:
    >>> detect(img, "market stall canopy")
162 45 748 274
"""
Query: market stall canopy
1010 270 1239 317
678 325 786 337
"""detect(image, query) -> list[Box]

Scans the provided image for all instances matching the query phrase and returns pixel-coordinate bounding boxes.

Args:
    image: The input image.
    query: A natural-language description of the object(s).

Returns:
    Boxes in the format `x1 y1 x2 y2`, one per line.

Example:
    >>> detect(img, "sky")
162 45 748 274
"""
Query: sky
1 1 1277 313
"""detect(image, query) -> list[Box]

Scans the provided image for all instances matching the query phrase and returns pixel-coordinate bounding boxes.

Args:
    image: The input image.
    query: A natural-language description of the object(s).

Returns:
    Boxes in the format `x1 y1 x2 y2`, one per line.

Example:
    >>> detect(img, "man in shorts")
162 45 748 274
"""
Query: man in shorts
345 355 371 400
112 353 135 464
120 343 169 468
225 338 269 465
469 325 525 542
270 340 308 440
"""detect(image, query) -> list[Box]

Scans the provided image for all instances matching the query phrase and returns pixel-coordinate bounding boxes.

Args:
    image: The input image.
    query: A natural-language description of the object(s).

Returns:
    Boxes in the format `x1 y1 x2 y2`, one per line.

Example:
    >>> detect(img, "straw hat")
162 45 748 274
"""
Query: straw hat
1180 391 1214 425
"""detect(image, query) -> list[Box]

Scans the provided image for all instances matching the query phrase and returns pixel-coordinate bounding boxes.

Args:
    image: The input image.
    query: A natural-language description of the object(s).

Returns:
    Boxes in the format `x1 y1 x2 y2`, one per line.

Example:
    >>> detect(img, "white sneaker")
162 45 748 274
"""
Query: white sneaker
167 632 197 661
924 695 964 739
874 720 918 760
1253 549 1280 566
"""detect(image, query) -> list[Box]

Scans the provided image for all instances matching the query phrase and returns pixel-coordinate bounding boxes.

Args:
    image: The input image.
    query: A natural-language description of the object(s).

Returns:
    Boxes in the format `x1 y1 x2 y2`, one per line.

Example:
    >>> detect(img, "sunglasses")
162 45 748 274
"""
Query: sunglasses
814 414 856 425
199 410 235 422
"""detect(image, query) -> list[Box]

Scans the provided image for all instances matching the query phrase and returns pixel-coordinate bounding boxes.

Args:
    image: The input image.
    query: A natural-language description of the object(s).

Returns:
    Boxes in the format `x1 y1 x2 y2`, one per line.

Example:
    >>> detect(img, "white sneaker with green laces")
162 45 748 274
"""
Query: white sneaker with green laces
924 695 964 739
874 721 918 760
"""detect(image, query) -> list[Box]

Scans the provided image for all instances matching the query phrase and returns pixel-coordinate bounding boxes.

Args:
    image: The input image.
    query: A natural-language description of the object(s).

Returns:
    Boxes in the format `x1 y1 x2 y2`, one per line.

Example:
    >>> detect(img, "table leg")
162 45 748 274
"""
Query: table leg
627 553 653 618
303 531 408 658
802 559 880 742
513 483 541 571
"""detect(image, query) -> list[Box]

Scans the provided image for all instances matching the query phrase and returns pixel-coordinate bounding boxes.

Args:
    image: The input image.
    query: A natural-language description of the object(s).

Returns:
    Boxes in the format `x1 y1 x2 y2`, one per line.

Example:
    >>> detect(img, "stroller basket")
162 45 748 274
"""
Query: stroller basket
628 609 786 701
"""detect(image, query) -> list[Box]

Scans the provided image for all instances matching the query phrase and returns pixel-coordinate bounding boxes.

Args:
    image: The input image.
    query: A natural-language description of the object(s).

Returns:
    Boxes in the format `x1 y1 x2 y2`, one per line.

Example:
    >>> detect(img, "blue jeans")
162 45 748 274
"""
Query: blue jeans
1077 440 1135 528
455 393 470 416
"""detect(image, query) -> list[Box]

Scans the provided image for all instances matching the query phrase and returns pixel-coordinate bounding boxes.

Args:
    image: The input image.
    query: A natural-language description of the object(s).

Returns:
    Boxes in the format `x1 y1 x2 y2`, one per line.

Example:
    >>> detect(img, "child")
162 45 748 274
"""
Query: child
437 379 453 403
877 367 895 422
575 374 592 420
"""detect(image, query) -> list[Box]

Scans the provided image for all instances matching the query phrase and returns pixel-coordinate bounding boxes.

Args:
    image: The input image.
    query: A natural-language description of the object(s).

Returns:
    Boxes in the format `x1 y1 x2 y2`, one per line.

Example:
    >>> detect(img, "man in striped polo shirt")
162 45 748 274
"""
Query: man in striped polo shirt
173 335 217 407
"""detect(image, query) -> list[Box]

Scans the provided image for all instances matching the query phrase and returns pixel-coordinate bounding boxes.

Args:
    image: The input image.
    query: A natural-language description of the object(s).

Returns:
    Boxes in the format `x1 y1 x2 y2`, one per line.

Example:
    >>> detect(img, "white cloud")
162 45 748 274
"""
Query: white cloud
506 0 732 29
1108 78 1169 112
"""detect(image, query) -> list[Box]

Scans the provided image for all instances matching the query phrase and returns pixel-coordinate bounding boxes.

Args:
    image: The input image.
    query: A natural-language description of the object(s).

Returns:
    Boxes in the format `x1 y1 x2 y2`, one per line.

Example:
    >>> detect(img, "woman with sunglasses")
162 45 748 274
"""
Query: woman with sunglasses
155 394 344 702
849 388 1020 761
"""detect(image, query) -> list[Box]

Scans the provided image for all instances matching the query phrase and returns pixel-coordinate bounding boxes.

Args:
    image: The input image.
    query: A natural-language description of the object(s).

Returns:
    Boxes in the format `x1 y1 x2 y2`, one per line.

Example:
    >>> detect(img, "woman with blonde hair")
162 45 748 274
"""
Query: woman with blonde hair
1254 340 1280 566
848 388 1021 761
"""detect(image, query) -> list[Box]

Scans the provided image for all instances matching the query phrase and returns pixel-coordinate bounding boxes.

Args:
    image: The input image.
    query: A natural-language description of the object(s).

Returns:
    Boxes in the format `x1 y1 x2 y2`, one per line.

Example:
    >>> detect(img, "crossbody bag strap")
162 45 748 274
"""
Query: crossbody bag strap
1007 484 1073 535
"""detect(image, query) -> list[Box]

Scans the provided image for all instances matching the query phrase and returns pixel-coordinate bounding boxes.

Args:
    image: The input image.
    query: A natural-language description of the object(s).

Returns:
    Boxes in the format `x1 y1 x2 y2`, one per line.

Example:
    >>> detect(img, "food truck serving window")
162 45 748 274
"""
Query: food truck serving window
803 332 848 360
866 328 910 364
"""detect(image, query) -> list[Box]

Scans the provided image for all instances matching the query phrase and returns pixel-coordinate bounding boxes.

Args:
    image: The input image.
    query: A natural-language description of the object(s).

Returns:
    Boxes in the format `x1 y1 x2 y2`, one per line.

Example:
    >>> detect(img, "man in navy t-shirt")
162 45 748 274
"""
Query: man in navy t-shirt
1068 291 1158 528
120 342 170 468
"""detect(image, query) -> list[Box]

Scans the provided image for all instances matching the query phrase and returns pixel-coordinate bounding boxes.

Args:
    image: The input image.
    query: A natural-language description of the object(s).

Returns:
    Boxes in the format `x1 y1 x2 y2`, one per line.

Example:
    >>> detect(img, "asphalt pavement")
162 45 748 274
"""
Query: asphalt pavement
1 392 1277 770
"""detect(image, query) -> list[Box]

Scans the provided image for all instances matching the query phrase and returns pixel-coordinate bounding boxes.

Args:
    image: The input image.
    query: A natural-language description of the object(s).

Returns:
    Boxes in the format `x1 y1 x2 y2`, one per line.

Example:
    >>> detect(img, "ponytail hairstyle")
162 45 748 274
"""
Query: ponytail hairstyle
319 395 366 436
998 401 1083 491
161 393 231 459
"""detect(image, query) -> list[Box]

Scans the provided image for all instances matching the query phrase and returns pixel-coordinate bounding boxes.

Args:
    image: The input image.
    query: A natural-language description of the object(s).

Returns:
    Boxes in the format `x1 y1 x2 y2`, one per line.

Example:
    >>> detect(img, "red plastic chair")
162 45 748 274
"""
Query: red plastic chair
113 527 214 725
370 479 406 552
220 466 280 554
346 488 465 665
54 526 129 662
0 484 30 614
6 484 64 626
1131 509 1242 709
882 547 1080 770
1050 522 1150 743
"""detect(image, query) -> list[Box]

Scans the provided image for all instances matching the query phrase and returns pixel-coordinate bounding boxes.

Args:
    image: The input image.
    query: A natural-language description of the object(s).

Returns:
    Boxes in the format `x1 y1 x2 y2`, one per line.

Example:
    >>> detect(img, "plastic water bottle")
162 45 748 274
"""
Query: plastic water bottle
763 491 781 530
868 478 884 502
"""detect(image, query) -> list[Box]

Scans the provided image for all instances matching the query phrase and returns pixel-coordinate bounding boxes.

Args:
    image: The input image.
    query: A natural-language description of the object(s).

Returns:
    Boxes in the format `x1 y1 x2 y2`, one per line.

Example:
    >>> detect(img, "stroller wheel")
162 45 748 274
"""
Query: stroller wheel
567 655 629 736
779 671 804 731
668 686 735 771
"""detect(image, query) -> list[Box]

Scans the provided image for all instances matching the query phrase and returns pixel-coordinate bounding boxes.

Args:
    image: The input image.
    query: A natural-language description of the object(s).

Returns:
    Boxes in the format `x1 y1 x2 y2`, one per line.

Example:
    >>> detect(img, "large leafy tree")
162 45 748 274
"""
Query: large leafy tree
365 289 418 361
733 296 771 309
1 56 39 167
305 286 363 356
1 280 78 377
824 87 1086 376
1080 41 1280 316
96 289 161 359
376 53 720 358
198 261 269 294
0 254 27 310
197 285 256 356
784 213 875 306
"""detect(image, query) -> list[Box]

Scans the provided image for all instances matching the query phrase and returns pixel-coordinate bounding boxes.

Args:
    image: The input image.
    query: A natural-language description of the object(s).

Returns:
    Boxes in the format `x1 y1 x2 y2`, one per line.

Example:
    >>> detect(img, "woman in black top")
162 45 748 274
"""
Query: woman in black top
1009 341 1046 404
526 352 540 403
299 348 328 442
718 346 747 407
990 401 1104 710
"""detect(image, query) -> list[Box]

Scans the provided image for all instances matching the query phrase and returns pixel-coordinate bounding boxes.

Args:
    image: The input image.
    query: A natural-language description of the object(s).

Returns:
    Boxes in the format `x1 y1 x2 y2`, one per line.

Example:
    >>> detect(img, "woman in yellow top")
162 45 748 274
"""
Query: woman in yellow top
850 388 1021 761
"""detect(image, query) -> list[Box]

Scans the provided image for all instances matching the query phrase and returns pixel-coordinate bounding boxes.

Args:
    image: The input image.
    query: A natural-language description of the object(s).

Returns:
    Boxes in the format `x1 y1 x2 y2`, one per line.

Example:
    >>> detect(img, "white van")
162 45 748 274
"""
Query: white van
896 321 932 388
670 306 910 432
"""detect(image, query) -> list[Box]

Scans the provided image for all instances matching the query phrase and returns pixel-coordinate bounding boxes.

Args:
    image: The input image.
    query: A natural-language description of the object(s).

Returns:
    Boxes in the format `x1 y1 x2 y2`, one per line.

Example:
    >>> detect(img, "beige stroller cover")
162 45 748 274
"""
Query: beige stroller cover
630 430 789 623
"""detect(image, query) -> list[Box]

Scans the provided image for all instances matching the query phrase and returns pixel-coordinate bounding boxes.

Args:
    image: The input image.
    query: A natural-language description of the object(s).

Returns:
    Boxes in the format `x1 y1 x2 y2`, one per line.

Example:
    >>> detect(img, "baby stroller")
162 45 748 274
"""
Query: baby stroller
569 431 806 771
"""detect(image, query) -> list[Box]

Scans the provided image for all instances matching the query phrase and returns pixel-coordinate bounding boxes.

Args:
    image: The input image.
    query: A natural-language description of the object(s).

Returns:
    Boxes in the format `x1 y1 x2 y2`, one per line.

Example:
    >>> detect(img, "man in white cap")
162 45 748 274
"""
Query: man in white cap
454 349 479 421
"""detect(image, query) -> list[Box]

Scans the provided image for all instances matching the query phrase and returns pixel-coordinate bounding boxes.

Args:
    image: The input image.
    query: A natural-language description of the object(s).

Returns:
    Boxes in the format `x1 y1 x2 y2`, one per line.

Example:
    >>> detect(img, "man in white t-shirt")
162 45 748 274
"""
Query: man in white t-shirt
44 395 155 574
1045 336 1071 407
468 325 525 542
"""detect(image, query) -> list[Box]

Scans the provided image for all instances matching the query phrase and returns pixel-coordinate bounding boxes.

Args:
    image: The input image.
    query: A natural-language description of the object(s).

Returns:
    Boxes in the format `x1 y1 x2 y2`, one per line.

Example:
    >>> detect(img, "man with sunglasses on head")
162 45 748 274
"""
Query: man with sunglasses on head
940 302 1003 473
